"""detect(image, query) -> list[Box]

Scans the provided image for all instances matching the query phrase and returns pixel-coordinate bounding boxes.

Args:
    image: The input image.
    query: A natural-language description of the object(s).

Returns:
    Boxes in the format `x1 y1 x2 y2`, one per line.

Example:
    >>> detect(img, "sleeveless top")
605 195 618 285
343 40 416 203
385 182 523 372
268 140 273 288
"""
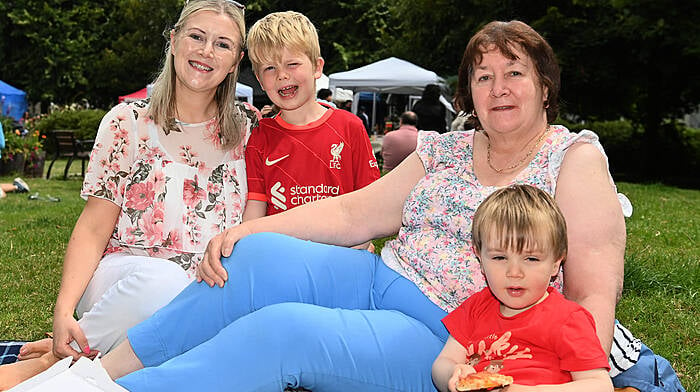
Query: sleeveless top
382 125 631 312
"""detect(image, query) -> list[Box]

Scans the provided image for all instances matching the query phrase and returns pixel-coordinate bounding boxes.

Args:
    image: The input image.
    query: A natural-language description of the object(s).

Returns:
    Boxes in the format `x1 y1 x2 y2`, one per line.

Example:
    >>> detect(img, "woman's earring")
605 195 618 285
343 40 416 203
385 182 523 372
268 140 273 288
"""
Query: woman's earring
470 110 477 118
544 100 549 109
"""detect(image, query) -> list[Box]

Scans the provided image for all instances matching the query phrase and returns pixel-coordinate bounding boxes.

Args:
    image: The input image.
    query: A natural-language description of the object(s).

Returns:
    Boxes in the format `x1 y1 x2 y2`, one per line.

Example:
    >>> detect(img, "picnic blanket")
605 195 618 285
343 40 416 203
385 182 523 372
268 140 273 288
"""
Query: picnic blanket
0 341 26 365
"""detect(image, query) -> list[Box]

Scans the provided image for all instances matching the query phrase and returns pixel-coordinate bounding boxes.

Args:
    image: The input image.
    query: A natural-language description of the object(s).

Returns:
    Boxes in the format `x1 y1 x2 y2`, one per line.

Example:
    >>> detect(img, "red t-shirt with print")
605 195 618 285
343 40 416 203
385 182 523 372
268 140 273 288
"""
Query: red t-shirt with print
442 287 609 386
246 106 379 216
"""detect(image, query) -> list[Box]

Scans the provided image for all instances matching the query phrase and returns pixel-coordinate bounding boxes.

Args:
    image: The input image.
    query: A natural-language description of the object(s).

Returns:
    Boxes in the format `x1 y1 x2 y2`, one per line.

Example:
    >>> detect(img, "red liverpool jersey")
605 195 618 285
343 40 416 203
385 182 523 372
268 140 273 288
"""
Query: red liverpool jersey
246 107 380 215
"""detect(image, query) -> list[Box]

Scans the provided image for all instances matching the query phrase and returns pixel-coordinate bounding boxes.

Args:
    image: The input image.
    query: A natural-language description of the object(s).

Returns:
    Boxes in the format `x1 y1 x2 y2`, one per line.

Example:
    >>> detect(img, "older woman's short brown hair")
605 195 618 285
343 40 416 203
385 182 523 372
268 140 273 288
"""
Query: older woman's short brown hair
453 20 560 130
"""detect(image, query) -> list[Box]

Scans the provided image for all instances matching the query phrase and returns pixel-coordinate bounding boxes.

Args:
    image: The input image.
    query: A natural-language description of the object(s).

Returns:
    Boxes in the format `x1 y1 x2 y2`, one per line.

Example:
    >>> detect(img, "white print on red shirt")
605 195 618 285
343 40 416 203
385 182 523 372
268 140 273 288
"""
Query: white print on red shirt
464 331 533 364
330 142 344 169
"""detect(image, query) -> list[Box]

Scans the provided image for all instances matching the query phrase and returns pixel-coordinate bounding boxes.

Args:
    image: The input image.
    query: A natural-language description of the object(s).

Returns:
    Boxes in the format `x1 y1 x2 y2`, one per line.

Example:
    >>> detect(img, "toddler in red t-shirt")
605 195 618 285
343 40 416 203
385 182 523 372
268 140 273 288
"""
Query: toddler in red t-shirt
432 185 613 392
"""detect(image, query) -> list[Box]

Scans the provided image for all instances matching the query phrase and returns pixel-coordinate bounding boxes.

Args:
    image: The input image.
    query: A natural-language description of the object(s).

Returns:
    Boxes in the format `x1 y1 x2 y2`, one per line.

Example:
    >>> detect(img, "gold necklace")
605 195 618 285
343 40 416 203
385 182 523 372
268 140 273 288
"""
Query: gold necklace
486 125 550 173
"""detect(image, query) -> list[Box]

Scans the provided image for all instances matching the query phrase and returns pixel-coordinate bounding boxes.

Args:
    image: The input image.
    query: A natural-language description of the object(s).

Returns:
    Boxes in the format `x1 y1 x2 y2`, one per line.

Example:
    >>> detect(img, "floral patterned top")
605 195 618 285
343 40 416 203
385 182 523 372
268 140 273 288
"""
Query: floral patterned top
82 100 258 277
382 125 629 312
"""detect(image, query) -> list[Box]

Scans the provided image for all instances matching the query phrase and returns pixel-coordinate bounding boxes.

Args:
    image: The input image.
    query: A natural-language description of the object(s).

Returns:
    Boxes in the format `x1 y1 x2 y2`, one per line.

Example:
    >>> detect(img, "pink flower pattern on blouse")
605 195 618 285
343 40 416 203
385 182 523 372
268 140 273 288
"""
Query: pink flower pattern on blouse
385 126 621 312
82 100 257 276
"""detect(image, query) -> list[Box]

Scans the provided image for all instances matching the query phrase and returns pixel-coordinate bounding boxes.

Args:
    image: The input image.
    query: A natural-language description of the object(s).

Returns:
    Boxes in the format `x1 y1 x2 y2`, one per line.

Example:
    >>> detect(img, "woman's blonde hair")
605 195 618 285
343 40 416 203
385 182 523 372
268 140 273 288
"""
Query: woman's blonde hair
148 0 246 150
472 185 568 261
246 11 320 74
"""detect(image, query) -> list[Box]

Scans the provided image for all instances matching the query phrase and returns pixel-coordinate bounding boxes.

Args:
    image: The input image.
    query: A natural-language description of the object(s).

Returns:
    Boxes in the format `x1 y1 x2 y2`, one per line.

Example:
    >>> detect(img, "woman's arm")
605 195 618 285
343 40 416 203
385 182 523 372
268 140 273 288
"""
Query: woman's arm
52 196 120 358
197 152 427 287
555 142 626 355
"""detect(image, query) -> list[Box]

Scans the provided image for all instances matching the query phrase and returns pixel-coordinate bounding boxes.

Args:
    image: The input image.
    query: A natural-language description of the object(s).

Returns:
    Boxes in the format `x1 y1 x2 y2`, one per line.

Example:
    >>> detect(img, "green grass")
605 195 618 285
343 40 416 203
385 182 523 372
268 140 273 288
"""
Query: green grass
614 183 699 389
0 170 697 390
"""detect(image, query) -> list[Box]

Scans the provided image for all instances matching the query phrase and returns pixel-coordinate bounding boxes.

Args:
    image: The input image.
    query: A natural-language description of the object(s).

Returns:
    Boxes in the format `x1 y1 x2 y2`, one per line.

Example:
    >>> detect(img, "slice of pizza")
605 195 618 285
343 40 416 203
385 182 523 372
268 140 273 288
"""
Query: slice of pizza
455 371 514 391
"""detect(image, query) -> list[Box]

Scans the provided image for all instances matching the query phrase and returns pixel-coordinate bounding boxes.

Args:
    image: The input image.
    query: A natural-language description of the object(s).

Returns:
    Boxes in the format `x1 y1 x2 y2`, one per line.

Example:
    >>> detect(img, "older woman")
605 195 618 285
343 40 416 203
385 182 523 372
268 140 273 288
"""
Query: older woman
0 0 255 389
103 21 627 391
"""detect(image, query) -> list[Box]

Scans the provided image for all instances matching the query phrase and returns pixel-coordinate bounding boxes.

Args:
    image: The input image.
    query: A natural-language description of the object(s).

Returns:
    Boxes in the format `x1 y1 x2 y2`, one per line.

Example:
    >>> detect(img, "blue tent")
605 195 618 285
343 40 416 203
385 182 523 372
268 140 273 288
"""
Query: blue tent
0 80 27 121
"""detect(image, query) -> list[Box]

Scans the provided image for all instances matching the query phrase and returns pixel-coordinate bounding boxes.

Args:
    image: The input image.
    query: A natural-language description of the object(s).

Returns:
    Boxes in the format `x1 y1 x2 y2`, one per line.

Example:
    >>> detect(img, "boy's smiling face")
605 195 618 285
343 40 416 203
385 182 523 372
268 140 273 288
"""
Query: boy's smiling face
256 47 324 118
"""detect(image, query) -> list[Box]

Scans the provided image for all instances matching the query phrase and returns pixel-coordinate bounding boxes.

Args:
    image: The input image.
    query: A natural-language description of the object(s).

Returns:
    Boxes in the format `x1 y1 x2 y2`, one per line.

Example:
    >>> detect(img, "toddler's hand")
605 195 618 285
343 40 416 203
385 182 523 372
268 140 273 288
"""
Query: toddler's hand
448 363 476 392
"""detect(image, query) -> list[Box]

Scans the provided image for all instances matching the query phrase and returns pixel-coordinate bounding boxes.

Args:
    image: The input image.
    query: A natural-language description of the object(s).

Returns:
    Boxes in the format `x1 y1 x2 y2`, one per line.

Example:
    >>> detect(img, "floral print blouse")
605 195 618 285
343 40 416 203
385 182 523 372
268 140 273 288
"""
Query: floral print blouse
382 125 628 313
82 100 258 277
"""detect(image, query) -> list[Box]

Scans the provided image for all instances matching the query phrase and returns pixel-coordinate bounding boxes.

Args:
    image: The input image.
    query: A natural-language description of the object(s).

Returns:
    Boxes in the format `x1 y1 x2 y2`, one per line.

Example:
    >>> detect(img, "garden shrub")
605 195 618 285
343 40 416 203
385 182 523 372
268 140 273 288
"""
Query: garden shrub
557 118 698 186
30 108 106 153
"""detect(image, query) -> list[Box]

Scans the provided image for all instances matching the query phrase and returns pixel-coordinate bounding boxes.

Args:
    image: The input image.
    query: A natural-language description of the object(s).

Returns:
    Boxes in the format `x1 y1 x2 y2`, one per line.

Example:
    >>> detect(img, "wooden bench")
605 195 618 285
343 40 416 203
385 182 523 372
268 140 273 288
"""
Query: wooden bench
45 130 94 179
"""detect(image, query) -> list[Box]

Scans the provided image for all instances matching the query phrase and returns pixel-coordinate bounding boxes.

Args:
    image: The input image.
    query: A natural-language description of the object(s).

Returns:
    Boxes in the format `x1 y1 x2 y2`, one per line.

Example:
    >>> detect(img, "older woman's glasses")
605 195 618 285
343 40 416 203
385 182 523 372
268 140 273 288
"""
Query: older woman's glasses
185 0 245 12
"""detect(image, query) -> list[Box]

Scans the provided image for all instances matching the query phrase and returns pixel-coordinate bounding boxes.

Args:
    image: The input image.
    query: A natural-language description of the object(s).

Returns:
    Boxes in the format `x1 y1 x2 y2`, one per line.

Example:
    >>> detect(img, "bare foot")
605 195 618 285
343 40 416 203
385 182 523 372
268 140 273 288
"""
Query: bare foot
0 351 58 390
18 338 53 360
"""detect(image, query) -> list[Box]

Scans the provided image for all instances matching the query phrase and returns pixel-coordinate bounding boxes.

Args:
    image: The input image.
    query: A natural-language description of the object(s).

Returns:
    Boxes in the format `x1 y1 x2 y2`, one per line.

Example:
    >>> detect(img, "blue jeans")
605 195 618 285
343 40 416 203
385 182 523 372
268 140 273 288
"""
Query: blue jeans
612 343 686 392
117 233 448 391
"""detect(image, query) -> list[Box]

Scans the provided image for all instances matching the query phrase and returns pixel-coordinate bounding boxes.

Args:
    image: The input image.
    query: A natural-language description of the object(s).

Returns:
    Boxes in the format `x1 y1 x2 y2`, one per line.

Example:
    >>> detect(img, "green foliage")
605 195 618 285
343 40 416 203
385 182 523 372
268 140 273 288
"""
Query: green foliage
1 0 181 108
245 0 395 73
5 2 107 104
30 108 107 144
615 183 699 389
0 116 16 135
556 118 699 186
0 115 44 164
535 0 700 141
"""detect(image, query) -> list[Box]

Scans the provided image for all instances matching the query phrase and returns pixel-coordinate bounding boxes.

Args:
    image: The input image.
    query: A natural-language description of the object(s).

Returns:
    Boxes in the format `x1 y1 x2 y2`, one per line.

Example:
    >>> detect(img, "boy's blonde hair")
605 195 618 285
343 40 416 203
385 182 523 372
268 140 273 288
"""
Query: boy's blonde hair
472 185 567 261
148 0 246 150
247 11 321 74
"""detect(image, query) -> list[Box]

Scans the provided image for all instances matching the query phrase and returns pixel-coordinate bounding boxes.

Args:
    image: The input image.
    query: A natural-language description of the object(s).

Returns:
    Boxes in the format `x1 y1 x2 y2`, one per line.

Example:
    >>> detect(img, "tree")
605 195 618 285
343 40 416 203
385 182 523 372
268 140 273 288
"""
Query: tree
4 1 107 105
1 0 180 108
534 0 700 174
244 0 394 73
86 0 181 107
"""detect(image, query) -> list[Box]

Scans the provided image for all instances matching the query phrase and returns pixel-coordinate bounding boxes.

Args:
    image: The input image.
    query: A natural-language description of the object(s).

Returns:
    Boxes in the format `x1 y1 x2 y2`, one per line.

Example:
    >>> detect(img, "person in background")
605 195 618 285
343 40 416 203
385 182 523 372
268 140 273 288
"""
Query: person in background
0 0 256 388
433 185 612 392
241 11 379 221
340 99 353 111
0 178 30 198
0 120 31 198
316 88 337 108
357 105 371 136
381 111 419 171
413 83 447 133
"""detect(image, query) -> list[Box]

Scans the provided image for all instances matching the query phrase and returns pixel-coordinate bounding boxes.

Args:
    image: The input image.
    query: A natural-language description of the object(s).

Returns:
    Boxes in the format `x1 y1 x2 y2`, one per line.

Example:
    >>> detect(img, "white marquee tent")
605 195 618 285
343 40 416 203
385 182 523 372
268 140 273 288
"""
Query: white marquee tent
234 82 254 104
328 57 450 130
328 57 445 95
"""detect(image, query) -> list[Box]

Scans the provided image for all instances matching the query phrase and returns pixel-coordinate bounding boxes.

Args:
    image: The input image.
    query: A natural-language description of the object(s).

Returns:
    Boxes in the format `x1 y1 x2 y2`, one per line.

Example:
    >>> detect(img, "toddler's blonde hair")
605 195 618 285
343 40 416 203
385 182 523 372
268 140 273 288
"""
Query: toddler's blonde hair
472 185 567 261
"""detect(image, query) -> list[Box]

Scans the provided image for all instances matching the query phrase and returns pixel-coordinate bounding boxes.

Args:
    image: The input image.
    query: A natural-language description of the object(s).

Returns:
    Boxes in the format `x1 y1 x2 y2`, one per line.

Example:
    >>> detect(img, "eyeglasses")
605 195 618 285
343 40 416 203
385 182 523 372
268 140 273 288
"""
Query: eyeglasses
185 0 245 12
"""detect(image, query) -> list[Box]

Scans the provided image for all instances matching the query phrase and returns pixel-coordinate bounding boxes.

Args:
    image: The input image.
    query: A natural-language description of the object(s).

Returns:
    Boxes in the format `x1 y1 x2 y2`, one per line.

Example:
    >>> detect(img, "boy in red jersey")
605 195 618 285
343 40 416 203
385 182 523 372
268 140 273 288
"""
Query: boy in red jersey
243 11 379 220
432 185 612 392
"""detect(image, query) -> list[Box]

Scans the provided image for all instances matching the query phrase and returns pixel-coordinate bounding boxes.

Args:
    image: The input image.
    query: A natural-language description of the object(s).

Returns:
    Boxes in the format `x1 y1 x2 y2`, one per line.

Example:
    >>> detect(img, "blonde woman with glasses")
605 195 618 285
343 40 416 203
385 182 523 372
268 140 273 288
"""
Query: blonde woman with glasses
0 0 255 388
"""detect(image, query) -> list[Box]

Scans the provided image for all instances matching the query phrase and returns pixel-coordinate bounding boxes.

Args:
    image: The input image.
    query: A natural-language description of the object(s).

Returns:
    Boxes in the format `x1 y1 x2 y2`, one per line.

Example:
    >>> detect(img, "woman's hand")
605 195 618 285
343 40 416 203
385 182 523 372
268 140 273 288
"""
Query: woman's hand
50 197 119 359
51 312 95 359
197 224 253 287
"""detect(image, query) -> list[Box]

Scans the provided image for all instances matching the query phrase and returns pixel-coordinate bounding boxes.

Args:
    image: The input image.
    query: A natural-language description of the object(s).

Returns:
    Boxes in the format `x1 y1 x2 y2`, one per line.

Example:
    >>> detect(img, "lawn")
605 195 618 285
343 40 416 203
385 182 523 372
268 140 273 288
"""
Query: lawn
0 161 698 390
